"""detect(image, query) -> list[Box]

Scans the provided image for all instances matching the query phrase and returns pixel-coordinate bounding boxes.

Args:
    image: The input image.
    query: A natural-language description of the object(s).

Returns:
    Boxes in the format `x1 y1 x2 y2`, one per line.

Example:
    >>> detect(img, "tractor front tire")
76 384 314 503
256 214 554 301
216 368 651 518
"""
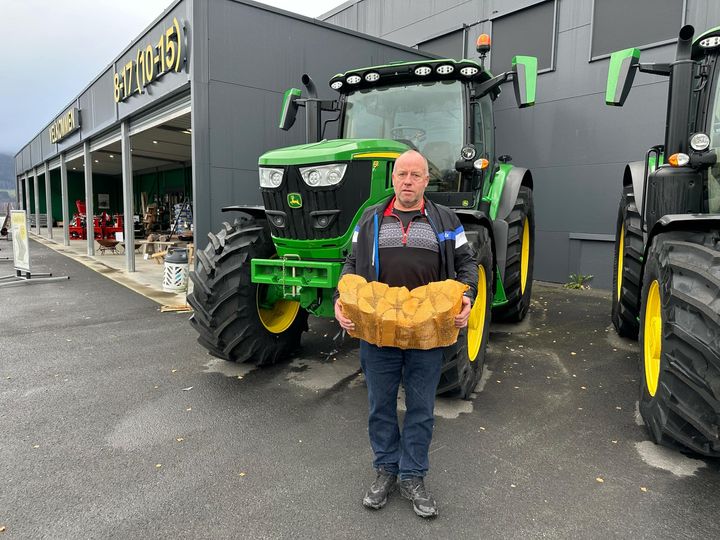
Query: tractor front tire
638 230 720 456
188 216 308 366
611 186 644 339
437 224 493 399
492 185 534 323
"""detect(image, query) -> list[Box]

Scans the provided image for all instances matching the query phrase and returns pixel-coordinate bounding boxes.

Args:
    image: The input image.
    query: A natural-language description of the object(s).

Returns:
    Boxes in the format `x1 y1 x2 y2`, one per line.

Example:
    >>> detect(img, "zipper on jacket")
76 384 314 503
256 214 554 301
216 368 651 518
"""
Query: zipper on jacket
387 213 420 246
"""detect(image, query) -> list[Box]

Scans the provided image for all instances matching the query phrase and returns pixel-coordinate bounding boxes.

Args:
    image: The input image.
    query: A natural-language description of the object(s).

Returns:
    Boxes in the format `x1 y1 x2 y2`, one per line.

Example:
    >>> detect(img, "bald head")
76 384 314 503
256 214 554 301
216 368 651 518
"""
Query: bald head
391 149 430 211
395 150 429 176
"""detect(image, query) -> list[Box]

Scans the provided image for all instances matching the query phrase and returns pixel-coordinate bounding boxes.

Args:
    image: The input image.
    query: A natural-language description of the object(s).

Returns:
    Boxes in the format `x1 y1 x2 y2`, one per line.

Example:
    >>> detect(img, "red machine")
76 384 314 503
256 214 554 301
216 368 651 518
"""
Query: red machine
69 200 86 240
69 200 125 240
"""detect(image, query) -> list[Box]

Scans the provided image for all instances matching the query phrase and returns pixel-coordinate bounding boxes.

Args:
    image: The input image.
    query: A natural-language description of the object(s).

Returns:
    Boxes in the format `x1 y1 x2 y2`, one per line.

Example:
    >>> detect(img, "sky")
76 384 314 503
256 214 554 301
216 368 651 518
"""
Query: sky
0 0 347 156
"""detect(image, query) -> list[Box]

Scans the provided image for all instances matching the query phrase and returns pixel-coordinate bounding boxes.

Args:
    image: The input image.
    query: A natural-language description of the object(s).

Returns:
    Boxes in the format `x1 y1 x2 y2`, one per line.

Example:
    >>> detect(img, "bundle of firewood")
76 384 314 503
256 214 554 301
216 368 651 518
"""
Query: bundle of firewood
337 274 468 349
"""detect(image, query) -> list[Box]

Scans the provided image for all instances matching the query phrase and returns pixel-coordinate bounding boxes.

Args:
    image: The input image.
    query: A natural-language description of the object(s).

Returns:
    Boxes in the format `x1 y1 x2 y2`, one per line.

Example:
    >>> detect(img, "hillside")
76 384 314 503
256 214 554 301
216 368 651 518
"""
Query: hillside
0 153 14 189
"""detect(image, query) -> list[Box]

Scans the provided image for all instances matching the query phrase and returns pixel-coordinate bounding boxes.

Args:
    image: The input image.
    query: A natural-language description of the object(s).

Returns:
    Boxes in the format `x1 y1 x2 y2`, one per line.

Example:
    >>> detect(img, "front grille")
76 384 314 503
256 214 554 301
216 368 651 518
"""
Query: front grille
261 161 372 240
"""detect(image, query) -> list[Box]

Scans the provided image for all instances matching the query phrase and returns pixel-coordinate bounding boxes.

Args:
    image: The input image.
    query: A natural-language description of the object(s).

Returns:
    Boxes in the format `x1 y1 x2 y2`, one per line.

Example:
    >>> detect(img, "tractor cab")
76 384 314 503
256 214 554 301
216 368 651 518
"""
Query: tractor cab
276 35 536 211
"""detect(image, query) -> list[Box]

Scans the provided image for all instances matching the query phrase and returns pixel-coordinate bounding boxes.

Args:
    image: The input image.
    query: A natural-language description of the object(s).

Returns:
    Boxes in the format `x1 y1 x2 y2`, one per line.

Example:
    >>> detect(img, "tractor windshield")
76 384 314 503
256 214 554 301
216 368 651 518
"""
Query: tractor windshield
342 80 464 192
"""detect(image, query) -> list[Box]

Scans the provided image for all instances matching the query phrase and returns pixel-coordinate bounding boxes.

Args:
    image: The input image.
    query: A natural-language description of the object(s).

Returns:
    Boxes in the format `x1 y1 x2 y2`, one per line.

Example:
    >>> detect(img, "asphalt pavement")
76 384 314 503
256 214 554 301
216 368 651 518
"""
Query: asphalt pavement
1 240 719 539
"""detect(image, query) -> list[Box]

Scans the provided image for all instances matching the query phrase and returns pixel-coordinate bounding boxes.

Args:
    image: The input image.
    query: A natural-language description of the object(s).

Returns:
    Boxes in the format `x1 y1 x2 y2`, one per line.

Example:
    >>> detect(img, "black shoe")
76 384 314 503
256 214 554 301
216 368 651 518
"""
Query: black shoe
362 468 397 510
399 477 438 518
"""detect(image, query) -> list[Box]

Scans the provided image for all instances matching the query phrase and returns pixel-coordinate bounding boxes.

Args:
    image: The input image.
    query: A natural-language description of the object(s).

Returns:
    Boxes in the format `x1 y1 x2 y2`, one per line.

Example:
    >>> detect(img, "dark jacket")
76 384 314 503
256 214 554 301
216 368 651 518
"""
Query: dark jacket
334 196 478 303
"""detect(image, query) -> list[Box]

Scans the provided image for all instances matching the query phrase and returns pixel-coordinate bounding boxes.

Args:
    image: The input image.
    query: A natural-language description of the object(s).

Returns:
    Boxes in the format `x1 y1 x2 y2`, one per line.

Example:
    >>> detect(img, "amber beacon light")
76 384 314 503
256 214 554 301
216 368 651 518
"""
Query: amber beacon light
476 34 491 54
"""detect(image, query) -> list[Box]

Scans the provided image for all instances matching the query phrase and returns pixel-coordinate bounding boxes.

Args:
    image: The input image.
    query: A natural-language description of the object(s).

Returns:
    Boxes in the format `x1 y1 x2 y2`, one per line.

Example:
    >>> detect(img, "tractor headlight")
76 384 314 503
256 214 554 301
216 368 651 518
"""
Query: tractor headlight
299 164 347 187
460 145 476 160
690 132 710 151
259 167 284 188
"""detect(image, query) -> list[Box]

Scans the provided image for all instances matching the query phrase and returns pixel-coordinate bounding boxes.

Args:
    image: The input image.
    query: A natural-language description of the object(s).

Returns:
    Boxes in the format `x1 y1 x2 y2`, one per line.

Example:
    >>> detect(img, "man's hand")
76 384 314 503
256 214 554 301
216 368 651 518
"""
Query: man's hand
335 300 355 331
454 296 472 328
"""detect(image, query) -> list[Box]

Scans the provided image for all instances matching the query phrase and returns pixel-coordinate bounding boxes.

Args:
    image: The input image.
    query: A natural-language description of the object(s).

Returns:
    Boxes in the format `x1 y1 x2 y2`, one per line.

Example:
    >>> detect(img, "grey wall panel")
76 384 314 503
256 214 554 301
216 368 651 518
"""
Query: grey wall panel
22 147 31 172
590 0 683 59
323 0 474 37
208 81 306 171
78 91 94 140
703 1 720 24
494 83 669 171
686 0 720 29
381 4 483 47
208 0 427 94
557 0 592 32
418 28 464 59
30 136 42 168
490 1 556 73
534 231 570 282
529 164 621 235
569 238 614 289
326 4 358 30
207 166 263 233
40 126 55 162
91 68 118 132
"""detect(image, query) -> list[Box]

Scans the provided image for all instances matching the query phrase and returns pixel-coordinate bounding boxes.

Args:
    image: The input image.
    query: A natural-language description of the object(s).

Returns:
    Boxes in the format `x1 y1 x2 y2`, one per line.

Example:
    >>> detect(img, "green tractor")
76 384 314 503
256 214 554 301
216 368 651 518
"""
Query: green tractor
188 37 538 398
607 25 720 454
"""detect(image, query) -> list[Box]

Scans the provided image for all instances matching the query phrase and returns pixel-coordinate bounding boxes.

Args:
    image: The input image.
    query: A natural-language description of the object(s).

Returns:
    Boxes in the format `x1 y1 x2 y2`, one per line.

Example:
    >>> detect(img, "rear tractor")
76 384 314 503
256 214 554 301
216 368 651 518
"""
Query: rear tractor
607 25 720 454
189 36 538 398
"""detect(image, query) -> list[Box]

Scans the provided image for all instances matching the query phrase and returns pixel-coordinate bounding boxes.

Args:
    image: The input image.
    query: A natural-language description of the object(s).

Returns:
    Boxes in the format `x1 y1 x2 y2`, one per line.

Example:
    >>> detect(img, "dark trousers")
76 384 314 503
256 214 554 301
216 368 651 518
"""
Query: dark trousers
360 341 444 480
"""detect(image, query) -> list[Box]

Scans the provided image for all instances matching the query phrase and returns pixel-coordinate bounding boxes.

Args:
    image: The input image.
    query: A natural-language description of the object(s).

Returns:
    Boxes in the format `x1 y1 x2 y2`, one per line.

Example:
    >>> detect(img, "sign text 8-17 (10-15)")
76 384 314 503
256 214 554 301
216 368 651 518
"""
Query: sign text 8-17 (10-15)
113 17 185 103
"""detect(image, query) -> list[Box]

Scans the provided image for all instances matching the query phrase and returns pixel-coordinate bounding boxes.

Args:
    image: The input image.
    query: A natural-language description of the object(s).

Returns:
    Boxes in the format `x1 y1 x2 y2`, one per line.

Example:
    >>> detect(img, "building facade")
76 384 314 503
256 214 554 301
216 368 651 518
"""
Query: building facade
14 0 428 269
322 0 720 288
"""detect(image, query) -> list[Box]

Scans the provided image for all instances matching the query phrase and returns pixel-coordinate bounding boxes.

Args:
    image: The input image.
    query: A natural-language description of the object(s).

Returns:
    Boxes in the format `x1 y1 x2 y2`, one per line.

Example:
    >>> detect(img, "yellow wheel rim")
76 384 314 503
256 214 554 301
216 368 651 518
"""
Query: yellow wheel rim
643 280 662 397
257 288 300 334
467 265 487 362
520 217 530 294
616 226 625 302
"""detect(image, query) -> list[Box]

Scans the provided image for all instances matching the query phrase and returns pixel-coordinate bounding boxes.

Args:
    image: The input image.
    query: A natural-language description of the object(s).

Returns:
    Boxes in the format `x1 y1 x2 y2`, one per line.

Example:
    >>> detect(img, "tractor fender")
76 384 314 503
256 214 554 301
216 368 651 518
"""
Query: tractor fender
496 167 533 222
647 214 720 254
623 161 646 211
454 209 498 286
221 205 266 221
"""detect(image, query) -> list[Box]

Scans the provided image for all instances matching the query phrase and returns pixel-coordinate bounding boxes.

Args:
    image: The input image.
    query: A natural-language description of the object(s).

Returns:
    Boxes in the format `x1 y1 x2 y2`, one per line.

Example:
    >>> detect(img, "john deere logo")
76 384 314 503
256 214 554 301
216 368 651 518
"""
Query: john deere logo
287 193 302 208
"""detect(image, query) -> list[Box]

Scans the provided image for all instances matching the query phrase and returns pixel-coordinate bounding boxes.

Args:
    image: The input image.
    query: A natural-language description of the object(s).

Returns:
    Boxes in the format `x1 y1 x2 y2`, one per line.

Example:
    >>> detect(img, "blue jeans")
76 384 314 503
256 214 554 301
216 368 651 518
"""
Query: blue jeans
360 340 444 480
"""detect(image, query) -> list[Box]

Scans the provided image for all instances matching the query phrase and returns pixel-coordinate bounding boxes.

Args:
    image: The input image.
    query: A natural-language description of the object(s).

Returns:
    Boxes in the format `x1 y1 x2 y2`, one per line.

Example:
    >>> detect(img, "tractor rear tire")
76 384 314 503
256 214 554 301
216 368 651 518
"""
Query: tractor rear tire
437 224 493 399
492 185 534 323
611 186 644 339
638 230 720 456
188 216 308 366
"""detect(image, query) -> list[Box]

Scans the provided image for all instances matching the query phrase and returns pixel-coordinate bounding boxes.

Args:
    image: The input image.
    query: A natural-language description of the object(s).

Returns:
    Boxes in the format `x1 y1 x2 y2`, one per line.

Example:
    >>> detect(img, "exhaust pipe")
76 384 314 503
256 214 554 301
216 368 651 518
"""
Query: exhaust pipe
301 74 320 142
665 25 695 155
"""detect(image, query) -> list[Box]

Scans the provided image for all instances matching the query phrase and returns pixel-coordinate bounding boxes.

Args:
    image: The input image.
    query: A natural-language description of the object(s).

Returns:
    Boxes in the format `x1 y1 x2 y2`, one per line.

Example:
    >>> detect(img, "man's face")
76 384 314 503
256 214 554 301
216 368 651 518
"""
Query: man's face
392 153 429 209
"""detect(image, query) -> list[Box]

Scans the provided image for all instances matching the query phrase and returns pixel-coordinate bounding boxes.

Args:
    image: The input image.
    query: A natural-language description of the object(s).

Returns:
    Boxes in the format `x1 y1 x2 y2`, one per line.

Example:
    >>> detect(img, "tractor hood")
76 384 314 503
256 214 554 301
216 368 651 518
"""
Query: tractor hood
258 139 409 166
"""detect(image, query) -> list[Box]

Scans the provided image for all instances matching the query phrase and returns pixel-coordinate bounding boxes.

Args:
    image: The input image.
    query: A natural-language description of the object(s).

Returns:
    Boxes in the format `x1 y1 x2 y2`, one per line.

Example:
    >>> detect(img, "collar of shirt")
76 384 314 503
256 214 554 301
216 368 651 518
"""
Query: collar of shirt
383 196 426 217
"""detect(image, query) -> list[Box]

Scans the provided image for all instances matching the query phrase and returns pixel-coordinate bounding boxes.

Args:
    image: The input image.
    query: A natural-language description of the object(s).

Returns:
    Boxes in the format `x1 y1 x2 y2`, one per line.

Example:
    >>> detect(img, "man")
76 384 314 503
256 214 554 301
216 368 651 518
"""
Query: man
334 150 478 518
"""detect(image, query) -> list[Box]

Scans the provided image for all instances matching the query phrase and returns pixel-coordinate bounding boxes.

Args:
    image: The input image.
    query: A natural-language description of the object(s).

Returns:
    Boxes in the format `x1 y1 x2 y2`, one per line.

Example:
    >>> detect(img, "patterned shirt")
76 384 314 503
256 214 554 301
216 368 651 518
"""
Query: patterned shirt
378 201 440 290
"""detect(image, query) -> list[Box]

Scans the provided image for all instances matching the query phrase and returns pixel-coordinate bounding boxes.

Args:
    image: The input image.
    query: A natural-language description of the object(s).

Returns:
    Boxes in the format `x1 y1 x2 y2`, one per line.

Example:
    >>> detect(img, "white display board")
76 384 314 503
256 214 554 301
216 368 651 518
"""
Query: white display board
11 210 30 272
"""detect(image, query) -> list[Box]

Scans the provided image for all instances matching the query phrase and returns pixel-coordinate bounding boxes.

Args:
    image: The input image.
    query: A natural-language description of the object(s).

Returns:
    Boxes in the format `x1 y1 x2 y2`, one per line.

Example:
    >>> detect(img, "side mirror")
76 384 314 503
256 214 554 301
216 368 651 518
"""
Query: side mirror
511 56 537 108
606 48 640 106
279 88 302 130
